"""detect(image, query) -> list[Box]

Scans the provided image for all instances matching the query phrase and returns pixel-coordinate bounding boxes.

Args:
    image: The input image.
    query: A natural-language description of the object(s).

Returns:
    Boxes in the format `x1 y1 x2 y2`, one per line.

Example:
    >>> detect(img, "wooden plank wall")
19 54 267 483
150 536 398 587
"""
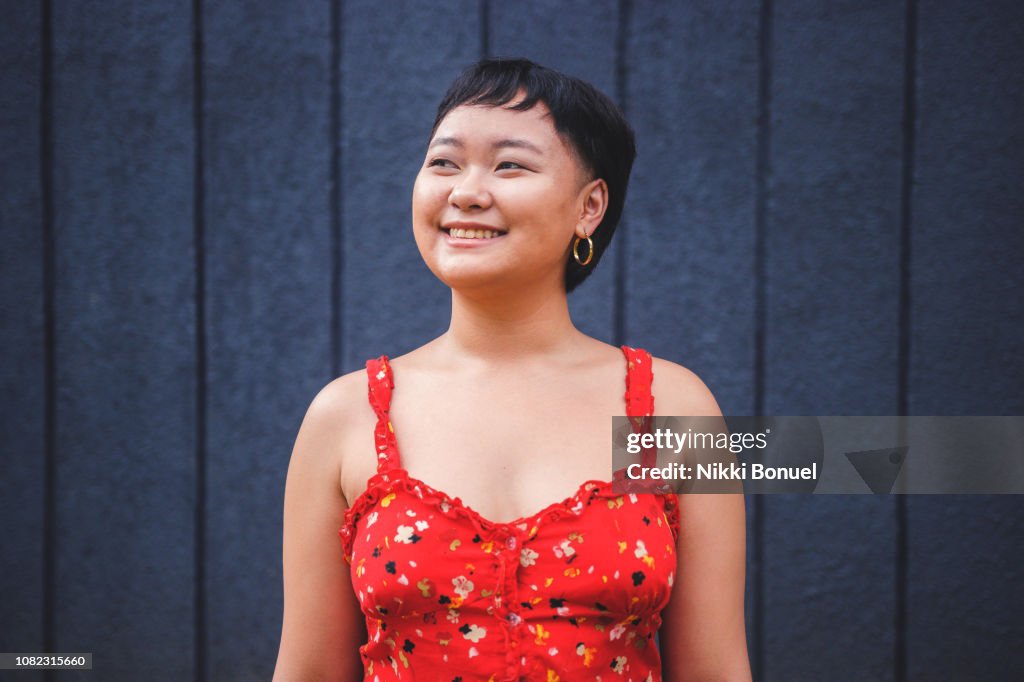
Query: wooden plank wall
1 1 1021 680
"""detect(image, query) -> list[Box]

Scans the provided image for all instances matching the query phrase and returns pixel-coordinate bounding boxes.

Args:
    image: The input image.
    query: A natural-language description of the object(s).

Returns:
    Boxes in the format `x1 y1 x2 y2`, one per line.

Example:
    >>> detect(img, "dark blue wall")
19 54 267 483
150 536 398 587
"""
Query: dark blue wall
2 1 1022 680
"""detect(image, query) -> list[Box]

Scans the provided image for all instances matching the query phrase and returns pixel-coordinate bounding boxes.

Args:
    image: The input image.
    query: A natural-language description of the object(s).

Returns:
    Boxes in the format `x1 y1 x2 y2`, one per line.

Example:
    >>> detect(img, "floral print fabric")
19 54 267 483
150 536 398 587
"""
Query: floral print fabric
339 346 680 681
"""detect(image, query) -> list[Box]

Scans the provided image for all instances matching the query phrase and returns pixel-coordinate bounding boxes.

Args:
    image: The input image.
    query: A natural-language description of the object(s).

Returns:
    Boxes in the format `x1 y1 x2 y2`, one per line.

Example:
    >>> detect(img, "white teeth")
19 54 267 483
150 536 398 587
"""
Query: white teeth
448 228 501 239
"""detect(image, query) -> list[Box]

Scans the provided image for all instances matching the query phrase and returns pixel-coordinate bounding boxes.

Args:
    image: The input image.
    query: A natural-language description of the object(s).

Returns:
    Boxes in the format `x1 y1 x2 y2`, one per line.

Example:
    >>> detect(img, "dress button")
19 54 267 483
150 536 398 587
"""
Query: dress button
507 612 521 626
506 536 517 550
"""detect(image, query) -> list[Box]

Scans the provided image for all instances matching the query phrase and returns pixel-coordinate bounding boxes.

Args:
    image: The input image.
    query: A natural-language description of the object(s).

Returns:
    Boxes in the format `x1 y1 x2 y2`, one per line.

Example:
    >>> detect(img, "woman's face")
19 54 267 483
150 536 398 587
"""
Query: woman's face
412 99 602 294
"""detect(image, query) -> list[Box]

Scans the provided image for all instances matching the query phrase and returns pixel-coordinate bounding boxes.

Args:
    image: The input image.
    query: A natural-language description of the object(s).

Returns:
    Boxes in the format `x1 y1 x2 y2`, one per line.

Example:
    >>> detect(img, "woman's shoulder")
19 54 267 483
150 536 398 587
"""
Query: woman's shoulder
304 363 376 429
299 364 382 490
647 352 724 418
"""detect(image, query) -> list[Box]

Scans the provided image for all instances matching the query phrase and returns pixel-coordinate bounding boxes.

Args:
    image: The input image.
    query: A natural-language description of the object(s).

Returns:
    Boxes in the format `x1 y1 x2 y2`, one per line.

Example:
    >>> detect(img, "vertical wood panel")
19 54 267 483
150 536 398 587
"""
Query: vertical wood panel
340 0 482 368
907 0 1024 678
489 0 620 342
908 7 1024 410
202 2 334 679
624 0 761 671
762 1 904 679
624 0 759 414
0 4 45 677
51 2 196 679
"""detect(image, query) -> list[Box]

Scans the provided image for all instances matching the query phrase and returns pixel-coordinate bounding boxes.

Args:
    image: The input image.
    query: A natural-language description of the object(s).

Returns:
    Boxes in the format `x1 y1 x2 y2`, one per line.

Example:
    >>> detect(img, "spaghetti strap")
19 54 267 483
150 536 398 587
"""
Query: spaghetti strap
621 345 654 418
621 345 657 468
366 356 400 473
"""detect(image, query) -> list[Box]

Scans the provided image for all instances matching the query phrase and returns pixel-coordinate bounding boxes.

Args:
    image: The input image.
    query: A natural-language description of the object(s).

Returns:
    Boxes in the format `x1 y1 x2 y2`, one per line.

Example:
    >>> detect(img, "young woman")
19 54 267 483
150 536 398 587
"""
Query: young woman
274 59 750 681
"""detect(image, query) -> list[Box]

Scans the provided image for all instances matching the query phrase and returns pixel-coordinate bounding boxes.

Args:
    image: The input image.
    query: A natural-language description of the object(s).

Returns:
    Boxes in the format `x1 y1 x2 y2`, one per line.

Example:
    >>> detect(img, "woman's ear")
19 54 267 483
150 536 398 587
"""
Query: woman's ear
576 178 609 238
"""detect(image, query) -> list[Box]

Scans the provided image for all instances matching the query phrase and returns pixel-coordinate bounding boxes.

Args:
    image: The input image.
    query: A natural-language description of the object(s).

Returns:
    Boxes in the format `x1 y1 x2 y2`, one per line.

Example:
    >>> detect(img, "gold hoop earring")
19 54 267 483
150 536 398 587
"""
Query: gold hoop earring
573 234 594 266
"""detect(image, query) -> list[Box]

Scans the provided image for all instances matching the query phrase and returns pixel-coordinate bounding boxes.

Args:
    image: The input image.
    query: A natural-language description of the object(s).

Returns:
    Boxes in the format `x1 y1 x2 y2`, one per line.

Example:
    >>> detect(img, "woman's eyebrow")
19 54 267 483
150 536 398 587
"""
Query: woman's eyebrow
429 136 462 149
428 136 544 155
493 138 544 155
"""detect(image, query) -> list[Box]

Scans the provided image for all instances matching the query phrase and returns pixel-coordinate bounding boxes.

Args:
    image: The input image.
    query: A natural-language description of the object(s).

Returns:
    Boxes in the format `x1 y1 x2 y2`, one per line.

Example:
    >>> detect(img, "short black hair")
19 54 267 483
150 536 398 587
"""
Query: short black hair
430 58 637 293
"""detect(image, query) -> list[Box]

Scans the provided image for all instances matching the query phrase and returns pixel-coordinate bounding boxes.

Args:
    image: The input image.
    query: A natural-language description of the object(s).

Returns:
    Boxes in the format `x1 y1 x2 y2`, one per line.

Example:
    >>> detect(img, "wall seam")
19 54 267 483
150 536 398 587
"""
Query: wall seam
41 2 56 679
612 0 632 347
480 0 490 58
191 1 207 679
332 0 343 377
753 0 774 679
896 0 918 680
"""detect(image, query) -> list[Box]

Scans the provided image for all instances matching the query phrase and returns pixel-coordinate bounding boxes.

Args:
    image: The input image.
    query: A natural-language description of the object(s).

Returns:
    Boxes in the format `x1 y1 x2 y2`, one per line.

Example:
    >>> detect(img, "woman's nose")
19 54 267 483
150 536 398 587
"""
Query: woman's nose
448 171 492 211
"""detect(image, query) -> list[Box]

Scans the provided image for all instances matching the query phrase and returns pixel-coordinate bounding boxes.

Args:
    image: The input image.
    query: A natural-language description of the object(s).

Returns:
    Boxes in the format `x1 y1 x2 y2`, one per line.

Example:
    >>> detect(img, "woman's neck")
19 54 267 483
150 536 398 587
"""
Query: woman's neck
441 280 583 362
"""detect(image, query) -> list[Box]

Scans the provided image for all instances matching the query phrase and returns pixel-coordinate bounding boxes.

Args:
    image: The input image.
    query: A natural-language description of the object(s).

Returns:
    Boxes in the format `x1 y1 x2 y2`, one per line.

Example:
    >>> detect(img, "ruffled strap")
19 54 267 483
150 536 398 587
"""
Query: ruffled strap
621 346 656 468
620 346 681 540
366 356 400 473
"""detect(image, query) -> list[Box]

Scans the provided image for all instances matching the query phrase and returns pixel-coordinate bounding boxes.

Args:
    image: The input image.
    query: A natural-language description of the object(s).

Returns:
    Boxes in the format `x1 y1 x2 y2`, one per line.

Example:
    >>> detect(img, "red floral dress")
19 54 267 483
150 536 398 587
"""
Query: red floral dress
339 346 680 681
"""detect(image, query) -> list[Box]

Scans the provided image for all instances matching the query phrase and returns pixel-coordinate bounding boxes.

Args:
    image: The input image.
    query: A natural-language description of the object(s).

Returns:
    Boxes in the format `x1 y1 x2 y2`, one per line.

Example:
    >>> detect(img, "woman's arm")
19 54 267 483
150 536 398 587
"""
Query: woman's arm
652 359 752 682
273 378 367 681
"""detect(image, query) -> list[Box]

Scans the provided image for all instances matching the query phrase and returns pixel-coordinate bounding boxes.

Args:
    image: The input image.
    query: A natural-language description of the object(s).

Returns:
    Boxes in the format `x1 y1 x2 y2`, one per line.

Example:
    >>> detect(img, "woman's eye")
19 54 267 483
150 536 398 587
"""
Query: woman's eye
427 158 456 169
496 161 525 171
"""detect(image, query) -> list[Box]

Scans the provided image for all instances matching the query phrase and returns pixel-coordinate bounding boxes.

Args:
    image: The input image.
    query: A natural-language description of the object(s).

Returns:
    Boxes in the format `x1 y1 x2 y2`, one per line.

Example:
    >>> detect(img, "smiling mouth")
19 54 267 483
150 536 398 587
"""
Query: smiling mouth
442 227 506 240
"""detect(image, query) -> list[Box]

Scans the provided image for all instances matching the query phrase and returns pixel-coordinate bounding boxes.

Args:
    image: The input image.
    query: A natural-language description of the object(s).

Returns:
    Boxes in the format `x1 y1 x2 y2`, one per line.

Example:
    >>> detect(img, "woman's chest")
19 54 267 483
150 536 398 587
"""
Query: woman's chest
344 481 679 624
385 381 625 523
